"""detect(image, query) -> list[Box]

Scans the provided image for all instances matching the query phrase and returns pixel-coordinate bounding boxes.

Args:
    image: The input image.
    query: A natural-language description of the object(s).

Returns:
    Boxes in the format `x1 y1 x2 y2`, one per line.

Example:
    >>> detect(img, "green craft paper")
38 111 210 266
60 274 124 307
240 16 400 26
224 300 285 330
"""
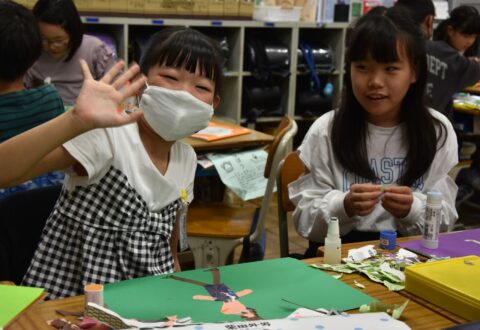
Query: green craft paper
104 258 375 323
0 285 44 327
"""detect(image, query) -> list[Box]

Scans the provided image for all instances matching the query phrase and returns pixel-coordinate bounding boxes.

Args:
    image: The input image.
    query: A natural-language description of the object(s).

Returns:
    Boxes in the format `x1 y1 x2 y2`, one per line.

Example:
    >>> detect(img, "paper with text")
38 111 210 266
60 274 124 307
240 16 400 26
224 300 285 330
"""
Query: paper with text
207 148 272 201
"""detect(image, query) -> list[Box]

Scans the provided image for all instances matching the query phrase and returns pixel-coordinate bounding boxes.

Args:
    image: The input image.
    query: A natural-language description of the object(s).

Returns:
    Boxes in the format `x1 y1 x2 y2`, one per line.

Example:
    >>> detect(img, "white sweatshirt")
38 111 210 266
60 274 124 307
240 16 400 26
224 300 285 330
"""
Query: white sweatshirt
289 109 458 242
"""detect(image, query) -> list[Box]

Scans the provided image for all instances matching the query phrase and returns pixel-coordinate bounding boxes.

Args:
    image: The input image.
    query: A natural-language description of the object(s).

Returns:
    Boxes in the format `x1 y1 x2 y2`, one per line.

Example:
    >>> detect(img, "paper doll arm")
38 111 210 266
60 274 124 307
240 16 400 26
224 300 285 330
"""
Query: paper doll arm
193 295 216 301
236 289 252 297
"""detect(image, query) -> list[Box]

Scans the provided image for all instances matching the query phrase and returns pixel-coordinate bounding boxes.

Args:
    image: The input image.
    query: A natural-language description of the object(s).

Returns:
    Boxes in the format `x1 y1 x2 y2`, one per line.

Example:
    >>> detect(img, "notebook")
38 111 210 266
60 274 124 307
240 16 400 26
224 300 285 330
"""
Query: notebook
399 228 480 258
191 121 251 142
0 284 45 328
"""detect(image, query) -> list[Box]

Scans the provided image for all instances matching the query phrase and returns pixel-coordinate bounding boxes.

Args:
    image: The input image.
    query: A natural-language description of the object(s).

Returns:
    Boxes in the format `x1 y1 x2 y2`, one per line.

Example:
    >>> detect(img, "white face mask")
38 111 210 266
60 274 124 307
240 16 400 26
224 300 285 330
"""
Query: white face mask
140 85 214 141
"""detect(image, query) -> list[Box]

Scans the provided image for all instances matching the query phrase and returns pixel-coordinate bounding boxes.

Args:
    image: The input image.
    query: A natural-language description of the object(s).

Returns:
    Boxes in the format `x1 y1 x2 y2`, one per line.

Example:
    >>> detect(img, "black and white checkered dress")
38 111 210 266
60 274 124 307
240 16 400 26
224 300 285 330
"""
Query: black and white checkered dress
22 166 180 299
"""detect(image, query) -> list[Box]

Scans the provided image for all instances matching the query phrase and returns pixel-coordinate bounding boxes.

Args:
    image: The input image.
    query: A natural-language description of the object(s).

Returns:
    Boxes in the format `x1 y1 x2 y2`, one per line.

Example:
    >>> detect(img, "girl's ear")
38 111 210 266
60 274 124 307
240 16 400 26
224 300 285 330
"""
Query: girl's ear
410 64 418 84
213 94 221 110
447 25 455 40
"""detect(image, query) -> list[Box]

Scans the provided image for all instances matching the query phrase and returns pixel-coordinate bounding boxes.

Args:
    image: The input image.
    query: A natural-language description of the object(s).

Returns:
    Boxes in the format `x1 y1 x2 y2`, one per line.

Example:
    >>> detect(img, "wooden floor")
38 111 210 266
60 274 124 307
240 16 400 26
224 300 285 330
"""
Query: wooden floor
181 193 308 269
231 193 308 262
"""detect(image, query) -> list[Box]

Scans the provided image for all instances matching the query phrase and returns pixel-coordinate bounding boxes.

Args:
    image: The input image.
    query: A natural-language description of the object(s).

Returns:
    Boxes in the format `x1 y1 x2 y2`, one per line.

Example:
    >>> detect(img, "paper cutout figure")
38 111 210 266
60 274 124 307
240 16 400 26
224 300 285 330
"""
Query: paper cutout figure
167 268 261 320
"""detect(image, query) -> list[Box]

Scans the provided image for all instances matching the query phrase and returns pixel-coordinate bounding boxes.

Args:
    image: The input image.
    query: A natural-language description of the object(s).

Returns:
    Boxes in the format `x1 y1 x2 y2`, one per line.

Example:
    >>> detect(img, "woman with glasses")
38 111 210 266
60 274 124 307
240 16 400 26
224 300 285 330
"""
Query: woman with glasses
24 0 116 106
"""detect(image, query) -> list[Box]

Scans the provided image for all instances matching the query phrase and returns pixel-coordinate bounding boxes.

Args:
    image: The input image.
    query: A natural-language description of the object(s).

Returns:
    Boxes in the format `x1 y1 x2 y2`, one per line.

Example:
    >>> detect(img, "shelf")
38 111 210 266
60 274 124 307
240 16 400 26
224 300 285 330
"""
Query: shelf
80 16 347 136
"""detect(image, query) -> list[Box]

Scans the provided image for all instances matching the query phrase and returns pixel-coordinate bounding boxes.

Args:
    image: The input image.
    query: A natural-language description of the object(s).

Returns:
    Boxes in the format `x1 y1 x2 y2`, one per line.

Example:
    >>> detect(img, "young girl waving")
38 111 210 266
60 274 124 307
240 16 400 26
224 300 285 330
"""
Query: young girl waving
289 7 458 251
22 27 223 299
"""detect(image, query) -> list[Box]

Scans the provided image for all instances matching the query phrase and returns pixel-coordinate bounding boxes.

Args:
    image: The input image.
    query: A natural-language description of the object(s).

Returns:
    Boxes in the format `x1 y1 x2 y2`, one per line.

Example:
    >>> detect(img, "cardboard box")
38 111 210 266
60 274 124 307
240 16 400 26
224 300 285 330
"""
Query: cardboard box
90 0 110 13
224 0 239 16
74 0 91 12
110 0 129 14
128 0 145 14
177 0 194 16
192 0 209 16
144 0 161 15
159 0 177 15
238 0 254 17
209 0 225 17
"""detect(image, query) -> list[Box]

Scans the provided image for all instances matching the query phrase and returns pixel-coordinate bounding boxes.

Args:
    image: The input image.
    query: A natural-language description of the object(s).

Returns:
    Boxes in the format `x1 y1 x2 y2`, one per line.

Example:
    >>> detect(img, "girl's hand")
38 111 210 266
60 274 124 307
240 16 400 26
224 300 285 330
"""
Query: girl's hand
381 186 413 218
72 59 146 131
344 183 382 217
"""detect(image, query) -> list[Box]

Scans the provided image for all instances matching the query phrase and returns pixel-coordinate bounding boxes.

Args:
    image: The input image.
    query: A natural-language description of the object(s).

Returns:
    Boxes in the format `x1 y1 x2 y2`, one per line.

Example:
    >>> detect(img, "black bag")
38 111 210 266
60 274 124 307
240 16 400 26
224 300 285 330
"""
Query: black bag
295 41 334 116
243 79 284 123
297 41 335 73
244 36 290 81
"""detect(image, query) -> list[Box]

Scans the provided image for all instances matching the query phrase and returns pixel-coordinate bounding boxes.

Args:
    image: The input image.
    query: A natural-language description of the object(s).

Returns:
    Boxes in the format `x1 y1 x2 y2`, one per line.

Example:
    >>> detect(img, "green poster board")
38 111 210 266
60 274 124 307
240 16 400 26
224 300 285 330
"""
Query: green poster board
104 258 375 323
0 285 44 328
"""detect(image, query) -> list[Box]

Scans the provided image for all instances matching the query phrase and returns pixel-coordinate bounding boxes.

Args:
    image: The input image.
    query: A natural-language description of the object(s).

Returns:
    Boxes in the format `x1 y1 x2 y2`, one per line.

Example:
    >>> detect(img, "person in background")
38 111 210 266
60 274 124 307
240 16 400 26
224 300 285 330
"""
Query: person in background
0 1 65 199
434 5 480 58
395 0 435 39
425 5 480 120
395 1 480 209
289 7 458 258
24 0 116 106
21 27 223 299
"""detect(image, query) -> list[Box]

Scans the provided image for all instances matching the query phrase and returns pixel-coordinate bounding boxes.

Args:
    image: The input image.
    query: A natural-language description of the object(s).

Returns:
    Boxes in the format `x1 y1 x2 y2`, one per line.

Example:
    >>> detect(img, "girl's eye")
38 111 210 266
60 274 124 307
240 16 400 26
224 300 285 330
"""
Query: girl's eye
386 66 399 72
355 64 368 71
162 75 178 81
196 85 212 92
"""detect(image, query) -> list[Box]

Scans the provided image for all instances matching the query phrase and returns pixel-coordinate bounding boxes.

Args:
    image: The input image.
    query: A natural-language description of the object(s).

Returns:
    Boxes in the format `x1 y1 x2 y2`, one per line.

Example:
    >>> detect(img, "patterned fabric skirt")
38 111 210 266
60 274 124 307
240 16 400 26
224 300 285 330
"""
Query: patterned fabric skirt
22 167 180 299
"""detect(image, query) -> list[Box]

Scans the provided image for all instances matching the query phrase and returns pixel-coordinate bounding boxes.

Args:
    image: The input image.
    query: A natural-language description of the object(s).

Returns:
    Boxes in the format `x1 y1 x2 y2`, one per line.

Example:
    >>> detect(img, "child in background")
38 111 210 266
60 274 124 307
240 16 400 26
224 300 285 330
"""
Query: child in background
425 5 480 120
24 0 116 106
22 27 222 299
0 1 65 198
289 7 458 257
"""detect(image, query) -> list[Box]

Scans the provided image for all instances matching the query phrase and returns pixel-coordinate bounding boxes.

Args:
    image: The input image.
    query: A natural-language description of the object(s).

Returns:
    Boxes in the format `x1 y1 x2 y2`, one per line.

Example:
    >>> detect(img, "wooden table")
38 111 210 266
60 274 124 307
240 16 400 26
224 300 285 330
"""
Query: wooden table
182 118 274 152
9 238 467 330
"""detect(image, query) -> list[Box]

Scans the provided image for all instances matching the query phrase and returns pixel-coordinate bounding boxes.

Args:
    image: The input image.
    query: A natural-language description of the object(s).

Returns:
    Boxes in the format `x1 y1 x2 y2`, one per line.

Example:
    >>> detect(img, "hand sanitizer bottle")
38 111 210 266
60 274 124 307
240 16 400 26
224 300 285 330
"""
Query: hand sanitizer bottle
421 191 443 249
324 217 342 264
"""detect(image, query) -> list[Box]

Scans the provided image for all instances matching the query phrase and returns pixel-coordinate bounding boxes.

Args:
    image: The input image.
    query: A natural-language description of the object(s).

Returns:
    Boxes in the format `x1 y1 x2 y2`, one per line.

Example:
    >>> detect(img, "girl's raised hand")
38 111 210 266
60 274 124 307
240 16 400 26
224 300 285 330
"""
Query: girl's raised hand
344 183 382 217
72 59 145 131
381 186 413 218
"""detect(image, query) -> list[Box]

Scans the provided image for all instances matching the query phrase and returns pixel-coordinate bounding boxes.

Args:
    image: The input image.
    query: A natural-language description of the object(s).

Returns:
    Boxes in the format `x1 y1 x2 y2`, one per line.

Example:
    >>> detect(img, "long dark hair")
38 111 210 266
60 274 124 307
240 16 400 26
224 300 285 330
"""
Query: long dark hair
331 6 447 187
33 0 83 62
140 27 223 96
434 5 480 57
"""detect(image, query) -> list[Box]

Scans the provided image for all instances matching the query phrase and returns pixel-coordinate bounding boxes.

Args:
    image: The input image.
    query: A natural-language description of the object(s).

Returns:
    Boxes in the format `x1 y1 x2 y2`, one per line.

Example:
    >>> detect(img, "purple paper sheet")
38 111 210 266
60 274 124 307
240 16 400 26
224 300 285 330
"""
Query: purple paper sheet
399 228 480 258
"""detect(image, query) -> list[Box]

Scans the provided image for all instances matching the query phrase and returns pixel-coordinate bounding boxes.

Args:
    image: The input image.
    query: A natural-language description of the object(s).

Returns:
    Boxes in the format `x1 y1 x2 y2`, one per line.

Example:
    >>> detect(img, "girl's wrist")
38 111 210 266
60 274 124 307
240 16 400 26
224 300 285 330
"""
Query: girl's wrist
65 109 93 136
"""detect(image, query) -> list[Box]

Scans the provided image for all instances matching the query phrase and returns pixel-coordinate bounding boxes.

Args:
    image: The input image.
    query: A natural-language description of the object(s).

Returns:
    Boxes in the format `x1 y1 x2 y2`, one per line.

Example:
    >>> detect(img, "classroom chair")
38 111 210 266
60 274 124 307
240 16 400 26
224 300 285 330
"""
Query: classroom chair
186 116 298 268
0 185 62 284
276 151 305 258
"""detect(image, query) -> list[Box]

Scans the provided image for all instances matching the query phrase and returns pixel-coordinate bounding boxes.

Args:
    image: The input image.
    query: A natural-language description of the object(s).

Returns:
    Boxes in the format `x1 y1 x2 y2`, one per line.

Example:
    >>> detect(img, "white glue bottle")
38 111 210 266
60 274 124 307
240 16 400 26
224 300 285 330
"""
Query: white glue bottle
421 191 443 249
324 217 342 264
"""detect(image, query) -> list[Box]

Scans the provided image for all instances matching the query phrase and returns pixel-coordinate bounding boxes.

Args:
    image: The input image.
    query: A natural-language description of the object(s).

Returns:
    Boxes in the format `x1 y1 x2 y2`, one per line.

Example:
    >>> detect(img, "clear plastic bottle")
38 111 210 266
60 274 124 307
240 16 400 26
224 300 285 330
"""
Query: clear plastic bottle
324 217 342 264
421 191 443 249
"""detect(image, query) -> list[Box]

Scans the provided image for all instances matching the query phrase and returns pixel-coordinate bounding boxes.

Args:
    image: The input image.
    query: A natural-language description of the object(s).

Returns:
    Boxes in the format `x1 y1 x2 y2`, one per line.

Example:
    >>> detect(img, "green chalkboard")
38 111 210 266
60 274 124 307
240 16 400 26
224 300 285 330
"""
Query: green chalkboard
104 258 374 322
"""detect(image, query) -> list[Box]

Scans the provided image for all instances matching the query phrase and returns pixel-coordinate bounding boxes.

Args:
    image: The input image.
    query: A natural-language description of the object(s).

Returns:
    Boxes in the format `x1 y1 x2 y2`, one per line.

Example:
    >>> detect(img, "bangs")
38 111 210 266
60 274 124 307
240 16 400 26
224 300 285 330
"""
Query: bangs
349 16 403 63
154 32 219 82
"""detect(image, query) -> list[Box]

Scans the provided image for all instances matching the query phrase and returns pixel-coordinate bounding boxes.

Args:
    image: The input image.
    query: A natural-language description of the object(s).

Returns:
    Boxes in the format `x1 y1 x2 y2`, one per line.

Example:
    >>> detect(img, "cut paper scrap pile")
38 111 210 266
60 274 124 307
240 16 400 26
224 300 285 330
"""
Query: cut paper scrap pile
311 245 420 291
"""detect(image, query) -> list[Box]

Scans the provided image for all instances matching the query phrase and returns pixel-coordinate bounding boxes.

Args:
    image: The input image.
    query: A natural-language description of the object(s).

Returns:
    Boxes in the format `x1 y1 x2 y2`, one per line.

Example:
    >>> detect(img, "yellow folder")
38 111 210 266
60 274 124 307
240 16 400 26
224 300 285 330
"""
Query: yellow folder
405 256 480 321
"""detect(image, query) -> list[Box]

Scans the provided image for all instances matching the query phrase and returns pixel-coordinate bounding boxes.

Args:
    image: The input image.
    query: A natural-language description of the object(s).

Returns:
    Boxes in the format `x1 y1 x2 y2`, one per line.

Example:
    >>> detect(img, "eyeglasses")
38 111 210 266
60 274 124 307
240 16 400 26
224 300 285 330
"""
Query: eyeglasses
42 38 69 48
